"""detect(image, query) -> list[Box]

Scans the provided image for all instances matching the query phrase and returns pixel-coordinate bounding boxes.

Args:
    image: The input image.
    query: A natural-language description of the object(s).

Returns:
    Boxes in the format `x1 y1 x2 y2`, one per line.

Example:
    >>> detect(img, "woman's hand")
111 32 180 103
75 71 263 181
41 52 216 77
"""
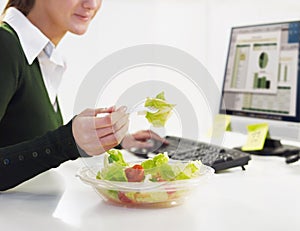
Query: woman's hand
120 130 169 151
72 106 129 156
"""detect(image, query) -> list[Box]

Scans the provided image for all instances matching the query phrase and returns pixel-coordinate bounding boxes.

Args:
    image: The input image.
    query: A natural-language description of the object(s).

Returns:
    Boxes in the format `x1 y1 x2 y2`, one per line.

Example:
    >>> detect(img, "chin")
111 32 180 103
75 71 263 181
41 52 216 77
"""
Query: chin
70 26 89 35
72 29 88 35
75 30 88 35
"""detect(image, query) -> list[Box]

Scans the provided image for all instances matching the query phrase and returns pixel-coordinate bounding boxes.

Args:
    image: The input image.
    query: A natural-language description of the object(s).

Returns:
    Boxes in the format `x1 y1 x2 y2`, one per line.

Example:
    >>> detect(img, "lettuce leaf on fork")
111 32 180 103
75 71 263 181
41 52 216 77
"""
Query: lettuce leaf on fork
144 91 175 127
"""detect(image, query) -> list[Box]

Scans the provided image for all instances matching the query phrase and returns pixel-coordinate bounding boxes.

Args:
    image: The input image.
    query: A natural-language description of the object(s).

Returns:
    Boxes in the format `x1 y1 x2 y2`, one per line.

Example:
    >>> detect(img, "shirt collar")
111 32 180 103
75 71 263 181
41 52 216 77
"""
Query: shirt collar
3 7 65 67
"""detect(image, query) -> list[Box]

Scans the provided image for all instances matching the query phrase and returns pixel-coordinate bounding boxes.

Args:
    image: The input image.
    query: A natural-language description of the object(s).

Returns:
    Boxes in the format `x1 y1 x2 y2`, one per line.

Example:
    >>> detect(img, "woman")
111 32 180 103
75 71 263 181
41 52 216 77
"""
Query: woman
0 0 166 191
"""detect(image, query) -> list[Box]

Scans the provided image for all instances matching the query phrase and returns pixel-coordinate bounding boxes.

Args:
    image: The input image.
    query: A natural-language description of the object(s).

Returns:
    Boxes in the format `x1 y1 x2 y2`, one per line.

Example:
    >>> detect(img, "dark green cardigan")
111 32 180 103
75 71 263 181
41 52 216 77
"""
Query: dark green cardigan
0 23 81 191
0 23 63 147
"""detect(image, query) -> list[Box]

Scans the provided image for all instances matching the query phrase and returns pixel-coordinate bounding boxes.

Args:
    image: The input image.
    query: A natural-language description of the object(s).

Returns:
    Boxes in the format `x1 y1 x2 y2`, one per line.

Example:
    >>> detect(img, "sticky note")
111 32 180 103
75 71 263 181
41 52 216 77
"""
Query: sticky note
208 114 231 138
242 123 269 151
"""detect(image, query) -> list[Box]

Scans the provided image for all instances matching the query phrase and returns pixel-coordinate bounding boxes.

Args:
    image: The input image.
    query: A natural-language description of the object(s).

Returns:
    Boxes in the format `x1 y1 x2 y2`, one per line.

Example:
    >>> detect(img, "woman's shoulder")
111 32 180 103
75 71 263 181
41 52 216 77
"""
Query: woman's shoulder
0 22 17 37
0 22 24 58
0 22 22 48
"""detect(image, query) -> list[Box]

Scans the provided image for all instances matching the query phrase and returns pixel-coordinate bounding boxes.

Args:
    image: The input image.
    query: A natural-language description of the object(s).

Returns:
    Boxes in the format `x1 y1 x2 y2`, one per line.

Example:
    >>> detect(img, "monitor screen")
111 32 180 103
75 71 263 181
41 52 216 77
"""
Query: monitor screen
219 21 300 152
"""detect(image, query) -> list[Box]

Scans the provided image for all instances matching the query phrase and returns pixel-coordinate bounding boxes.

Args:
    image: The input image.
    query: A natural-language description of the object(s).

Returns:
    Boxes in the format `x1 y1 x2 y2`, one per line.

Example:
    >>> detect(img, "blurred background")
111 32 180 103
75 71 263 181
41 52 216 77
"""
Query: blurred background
1 0 300 138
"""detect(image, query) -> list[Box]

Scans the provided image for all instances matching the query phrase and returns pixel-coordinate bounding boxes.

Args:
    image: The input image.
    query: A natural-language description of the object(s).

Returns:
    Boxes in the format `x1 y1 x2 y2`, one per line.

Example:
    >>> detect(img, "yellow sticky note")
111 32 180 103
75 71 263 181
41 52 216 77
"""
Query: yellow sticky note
207 114 231 138
242 123 269 151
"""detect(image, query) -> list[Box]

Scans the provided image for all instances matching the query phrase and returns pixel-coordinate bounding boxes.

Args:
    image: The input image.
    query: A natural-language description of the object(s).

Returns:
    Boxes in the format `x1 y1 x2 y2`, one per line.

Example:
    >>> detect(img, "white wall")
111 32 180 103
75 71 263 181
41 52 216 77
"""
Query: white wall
1 0 300 137
58 0 209 124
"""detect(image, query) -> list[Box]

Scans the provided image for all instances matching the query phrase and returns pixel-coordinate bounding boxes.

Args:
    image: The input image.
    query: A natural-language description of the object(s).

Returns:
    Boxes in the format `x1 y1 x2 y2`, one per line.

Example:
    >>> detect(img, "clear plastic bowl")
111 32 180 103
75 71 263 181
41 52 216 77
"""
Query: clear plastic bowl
77 160 214 208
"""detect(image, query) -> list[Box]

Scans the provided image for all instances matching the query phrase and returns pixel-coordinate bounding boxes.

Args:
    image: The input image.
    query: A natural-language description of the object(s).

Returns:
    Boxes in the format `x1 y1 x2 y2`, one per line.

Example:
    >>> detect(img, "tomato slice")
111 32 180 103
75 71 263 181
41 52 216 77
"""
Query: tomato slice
118 191 132 203
125 164 145 182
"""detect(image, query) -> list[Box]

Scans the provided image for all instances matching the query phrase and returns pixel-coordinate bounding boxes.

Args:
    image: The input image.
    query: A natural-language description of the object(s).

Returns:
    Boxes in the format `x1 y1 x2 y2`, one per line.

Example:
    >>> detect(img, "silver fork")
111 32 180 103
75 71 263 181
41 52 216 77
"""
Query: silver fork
128 104 158 114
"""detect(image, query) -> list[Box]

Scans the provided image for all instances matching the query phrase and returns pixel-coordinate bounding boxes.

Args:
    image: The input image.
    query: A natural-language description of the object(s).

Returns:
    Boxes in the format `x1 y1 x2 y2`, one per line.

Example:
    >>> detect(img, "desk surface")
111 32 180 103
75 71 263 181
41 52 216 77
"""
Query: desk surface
1 142 300 231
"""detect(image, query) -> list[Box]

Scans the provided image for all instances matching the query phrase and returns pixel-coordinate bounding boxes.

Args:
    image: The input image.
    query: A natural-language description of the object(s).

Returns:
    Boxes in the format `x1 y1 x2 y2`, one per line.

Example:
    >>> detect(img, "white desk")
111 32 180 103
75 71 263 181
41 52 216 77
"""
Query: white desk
1 137 300 231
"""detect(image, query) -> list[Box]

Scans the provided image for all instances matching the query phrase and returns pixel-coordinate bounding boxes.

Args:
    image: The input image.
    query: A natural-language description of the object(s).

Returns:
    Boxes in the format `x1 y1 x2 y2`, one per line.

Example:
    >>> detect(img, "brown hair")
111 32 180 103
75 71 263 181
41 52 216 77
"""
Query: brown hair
3 0 35 16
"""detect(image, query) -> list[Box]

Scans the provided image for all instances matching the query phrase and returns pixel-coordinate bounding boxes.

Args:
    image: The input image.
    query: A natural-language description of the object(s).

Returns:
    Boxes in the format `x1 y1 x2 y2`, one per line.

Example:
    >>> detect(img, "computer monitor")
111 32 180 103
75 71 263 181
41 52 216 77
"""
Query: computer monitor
219 20 300 155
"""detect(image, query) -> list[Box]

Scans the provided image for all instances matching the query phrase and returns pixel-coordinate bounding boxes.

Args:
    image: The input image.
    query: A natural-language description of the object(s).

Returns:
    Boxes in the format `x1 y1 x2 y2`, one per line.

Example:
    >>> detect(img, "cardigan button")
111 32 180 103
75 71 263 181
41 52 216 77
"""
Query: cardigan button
45 148 51 154
32 152 38 158
3 159 10 165
18 155 24 161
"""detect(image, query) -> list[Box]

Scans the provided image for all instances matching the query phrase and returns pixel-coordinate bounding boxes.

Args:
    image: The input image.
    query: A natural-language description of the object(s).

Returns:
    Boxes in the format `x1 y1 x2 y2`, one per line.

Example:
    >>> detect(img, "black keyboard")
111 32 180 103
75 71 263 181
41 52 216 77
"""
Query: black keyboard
129 136 251 172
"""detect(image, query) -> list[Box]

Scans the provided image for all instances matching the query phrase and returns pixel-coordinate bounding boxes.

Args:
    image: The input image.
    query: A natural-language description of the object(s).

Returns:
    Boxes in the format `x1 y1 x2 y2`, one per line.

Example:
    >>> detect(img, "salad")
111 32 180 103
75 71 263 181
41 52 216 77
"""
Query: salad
144 91 175 127
95 149 204 206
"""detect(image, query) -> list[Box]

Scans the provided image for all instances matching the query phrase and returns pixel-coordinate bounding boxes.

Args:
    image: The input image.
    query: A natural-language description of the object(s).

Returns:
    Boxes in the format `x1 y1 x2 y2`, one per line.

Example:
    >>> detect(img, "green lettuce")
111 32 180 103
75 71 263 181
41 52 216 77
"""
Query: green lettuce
141 153 175 181
141 153 201 181
106 149 127 166
97 149 128 181
144 91 175 127
97 151 202 182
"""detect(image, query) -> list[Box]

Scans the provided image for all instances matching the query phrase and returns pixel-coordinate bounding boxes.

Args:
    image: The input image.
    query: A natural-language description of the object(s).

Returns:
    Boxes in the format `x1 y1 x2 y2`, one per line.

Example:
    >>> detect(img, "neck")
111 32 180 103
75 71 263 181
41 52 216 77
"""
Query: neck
27 13 66 46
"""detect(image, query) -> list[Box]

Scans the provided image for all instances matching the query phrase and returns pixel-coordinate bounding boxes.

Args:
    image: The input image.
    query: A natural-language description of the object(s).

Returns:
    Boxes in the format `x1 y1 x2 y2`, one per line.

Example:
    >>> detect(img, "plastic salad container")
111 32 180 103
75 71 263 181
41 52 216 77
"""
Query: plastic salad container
77 150 214 208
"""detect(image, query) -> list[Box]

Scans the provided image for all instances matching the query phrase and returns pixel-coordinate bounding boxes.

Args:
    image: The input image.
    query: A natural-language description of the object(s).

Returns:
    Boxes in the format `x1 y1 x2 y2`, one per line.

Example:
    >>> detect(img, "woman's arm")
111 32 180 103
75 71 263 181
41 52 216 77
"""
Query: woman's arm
0 107 129 191
0 119 80 191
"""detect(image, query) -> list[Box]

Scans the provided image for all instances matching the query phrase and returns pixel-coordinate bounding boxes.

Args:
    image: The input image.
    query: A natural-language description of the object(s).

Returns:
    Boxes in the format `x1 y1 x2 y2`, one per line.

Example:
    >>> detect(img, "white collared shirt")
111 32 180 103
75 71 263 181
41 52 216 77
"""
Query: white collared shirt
3 7 66 111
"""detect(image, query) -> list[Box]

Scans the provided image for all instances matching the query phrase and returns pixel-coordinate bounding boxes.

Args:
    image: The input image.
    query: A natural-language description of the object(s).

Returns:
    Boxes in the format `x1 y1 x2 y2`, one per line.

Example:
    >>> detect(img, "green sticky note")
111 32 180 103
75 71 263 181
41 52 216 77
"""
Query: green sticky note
242 123 269 151
224 116 231 132
208 114 231 138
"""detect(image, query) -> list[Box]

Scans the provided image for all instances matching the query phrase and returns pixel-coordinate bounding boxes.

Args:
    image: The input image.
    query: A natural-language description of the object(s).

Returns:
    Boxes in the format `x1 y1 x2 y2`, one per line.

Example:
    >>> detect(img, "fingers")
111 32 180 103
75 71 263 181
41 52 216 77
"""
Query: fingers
148 130 169 144
133 130 169 144
96 113 129 138
80 106 116 117
73 104 169 157
131 130 152 140
99 121 129 147
94 106 116 115
90 122 130 155
72 105 129 156
94 106 127 129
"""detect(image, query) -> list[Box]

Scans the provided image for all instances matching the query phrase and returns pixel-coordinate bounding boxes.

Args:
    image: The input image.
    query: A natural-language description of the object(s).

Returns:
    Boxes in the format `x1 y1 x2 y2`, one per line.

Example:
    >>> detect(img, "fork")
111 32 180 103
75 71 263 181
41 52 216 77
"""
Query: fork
128 104 158 114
